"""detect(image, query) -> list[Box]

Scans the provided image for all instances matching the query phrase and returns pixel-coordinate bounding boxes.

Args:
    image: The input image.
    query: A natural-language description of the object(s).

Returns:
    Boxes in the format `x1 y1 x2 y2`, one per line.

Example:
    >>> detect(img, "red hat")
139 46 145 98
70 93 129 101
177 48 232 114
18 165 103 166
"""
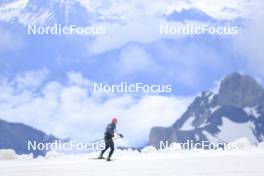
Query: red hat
112 117 118 124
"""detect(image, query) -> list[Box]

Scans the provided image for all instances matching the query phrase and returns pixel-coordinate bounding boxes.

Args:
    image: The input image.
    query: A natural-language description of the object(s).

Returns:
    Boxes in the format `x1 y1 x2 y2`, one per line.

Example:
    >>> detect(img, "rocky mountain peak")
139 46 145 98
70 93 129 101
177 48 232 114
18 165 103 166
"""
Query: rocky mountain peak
217 73 264 108
149 73 264 148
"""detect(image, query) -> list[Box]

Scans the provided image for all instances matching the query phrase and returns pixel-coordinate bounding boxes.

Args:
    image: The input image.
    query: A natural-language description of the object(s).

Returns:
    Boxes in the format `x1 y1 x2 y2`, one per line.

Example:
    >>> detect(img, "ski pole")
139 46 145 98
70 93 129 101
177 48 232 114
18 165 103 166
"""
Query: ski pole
89 137 105 144
89 135 121 144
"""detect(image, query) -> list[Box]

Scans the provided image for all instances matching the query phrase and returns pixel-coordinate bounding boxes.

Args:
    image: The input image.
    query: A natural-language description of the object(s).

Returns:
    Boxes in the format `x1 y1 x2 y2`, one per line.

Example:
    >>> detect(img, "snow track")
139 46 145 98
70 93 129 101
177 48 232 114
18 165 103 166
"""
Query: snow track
1 149 264 176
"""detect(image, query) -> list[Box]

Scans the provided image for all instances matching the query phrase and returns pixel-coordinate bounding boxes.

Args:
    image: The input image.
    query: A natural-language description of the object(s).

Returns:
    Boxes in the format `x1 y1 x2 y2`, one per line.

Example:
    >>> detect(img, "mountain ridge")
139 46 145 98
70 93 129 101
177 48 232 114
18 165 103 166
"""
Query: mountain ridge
0 118 60 157
149 73 264 148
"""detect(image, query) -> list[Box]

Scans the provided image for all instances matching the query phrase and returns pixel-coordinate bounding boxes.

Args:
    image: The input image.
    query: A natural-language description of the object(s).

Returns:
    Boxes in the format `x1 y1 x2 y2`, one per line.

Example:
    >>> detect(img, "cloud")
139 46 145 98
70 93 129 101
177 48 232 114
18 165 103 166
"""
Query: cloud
14 68 49 90
117 95 192 146
149 40 224 87
1 0 247 24
0 27 24 51
0 0 252 55
115 45 157 76
190 0 252 20
86 0 253 54
78 0 190 21
233 0 264 78
0 70 192 147
78 0 248 21
87 17 164 54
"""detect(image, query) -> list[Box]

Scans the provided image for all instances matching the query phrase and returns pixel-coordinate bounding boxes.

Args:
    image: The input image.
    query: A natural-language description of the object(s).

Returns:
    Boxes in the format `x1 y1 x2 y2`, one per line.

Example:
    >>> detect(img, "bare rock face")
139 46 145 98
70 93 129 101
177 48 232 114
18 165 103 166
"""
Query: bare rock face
149 127 180 147
217 73 264 108
149 73 264 148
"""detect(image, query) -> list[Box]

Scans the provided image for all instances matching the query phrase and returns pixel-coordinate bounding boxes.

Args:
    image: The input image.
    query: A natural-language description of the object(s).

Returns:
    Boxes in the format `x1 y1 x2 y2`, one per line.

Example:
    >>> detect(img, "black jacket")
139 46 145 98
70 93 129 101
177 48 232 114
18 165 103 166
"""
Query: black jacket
104 122 116 139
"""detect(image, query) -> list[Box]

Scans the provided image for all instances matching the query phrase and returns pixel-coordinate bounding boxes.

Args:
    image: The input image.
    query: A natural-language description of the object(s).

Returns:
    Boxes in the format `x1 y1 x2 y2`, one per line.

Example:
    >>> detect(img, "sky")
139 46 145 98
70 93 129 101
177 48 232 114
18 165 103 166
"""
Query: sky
0 0 263 147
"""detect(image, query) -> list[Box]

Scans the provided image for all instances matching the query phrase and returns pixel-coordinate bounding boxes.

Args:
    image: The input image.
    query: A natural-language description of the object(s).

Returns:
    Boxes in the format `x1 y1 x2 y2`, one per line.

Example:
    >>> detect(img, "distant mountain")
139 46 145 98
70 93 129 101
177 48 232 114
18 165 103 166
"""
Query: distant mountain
166 8 214 22
149 73 264 148
166 8 244 26
0 119 60 157
0 0 90 25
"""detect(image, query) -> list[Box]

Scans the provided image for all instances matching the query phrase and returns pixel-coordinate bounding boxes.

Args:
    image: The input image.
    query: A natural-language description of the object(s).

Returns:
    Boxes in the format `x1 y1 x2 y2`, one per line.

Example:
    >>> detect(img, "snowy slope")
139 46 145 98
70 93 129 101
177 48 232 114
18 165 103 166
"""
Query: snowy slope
0 0 90 25
1 148 264 176
218 117 258 143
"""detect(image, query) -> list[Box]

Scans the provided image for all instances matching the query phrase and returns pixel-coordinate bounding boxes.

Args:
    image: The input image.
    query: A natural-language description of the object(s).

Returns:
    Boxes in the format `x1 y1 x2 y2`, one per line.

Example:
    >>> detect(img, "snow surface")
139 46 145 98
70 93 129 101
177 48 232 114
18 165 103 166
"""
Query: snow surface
1 147 264 176
210 105 221 114
0 0 29 22
180 115 195 130
0 150 18 160
244 107 261 119
208 92 216 104
203 130 221 143
226 138 253 150
218 117 258 144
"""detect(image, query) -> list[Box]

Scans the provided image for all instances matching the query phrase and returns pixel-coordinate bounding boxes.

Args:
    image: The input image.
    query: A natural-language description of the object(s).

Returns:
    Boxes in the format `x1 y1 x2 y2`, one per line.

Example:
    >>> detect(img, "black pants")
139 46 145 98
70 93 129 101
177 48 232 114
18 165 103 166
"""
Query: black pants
100 138 114 159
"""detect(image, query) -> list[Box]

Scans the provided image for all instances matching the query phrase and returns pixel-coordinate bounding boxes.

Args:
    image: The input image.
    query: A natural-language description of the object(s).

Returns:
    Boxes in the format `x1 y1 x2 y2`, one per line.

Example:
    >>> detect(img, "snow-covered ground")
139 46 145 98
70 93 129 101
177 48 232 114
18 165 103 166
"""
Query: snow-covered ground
1 141 264 176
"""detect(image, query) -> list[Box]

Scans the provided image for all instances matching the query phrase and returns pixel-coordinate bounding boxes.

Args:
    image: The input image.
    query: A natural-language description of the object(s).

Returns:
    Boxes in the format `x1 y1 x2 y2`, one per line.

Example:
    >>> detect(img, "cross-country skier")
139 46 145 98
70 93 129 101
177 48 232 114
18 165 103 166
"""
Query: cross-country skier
98 117 123 161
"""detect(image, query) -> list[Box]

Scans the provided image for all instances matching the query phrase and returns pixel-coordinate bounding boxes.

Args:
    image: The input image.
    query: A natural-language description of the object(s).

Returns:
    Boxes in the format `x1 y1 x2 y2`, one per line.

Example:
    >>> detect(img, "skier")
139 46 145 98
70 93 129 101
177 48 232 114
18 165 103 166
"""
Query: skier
98 117 123 161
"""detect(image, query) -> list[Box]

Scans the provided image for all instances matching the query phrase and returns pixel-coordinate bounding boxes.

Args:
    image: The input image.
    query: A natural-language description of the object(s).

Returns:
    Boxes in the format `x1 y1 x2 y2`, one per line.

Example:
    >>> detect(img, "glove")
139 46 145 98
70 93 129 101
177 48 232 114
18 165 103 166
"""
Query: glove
118 133 124 138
